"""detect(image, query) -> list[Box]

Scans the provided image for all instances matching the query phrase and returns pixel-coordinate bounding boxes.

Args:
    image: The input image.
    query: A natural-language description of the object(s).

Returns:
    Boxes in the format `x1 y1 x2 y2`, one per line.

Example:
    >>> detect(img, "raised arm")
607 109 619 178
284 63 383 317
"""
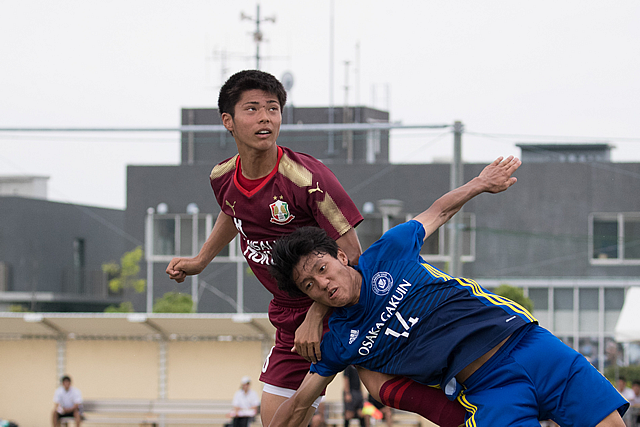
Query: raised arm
269 372 336 427
414 156 520 240
166 210 238 282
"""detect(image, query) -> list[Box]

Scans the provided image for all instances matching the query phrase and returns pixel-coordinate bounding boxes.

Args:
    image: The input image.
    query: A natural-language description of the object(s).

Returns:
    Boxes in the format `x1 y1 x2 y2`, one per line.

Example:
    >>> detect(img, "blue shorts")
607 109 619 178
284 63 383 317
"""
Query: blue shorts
458 325 629 427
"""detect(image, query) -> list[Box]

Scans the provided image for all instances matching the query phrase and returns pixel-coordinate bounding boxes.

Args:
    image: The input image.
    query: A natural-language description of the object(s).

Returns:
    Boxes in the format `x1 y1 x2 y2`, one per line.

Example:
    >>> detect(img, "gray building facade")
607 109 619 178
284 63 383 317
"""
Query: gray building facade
0 197 126 311
126 117 640 370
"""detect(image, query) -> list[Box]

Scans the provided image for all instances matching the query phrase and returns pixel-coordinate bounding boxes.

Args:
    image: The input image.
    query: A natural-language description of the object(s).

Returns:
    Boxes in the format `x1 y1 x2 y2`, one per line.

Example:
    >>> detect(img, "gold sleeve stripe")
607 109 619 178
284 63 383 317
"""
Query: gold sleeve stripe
210 155 238 180
278 153 313 188
318 193 352 236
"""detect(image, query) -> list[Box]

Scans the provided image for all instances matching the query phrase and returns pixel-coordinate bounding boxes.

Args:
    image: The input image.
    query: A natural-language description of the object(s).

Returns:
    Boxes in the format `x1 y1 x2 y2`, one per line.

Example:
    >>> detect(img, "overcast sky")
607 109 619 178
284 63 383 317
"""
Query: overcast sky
1 0 639 209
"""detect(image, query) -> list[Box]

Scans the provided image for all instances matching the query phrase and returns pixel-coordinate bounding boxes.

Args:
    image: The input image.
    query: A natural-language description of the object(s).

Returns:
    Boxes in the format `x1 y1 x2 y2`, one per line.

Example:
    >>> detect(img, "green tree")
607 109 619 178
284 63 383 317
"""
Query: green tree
604 364 640 385
102 246 146 293
153 292 194 313
493 284 534 313
104 302 135 313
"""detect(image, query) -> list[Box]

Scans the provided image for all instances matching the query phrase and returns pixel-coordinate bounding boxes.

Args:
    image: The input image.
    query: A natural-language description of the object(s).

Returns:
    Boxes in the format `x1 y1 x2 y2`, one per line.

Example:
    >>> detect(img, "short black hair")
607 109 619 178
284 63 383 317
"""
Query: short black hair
61 375 71 383
218 70 287 118
270 227 339 298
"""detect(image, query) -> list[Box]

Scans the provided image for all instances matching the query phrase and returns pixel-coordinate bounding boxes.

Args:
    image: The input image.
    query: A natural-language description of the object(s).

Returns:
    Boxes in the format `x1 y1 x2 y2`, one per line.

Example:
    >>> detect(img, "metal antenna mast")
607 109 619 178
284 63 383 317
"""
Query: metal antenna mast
241 4 276 70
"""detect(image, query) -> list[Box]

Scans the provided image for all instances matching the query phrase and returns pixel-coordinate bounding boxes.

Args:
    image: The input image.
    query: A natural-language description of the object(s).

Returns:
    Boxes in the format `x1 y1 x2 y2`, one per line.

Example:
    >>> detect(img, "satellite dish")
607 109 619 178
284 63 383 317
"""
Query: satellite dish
281 72 294 92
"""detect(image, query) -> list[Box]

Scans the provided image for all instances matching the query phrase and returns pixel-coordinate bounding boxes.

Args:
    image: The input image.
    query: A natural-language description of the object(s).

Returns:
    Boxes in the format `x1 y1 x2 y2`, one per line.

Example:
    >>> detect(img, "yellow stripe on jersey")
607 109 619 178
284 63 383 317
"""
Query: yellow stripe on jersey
457 394 476 427
421 263 453 281
457 277 537 323
420 263 537 323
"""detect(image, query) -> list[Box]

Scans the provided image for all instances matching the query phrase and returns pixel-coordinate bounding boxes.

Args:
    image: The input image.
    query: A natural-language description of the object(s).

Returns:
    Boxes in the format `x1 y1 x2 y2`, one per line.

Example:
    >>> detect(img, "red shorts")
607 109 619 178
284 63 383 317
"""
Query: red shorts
259 300 330 390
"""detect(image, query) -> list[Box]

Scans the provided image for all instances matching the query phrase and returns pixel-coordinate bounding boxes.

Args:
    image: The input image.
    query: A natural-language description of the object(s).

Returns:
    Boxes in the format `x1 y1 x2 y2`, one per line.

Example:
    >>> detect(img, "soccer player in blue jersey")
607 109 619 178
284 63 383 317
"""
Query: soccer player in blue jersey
167 69 466 427
268 156 629 427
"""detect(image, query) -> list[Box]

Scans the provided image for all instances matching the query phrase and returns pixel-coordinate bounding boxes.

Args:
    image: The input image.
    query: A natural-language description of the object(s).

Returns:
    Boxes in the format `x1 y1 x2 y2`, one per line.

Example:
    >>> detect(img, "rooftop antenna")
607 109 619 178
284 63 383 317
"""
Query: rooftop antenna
241 4 276 70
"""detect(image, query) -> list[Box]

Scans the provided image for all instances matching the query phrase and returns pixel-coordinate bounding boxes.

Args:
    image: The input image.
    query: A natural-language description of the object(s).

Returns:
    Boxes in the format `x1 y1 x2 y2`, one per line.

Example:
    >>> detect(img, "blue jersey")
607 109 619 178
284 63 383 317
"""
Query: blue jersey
310 220 536 399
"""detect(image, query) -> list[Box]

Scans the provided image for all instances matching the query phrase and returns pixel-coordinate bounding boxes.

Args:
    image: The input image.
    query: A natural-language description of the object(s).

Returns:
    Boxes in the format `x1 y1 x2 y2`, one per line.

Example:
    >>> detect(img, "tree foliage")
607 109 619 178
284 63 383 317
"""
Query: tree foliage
102 246 146 293
493 284 535 313
604 364 640 384
153 292 194 313
8 304 31 312
104 301 135 313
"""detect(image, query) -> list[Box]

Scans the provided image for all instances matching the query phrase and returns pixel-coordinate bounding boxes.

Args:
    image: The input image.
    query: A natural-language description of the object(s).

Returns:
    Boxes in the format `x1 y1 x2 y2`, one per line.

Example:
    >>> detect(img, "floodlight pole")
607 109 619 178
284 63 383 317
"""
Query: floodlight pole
145 208 154 313
449 121 464 277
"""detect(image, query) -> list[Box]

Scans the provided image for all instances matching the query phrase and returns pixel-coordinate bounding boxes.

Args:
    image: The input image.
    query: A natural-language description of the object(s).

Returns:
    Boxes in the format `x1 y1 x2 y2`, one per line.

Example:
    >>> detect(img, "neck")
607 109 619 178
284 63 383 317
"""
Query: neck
349 268 363 306
238 145 279 179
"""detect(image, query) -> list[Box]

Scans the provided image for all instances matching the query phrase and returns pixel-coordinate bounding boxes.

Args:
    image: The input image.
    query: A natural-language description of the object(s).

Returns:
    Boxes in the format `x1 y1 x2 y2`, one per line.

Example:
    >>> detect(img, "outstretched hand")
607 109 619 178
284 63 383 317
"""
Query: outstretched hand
477 156 521 194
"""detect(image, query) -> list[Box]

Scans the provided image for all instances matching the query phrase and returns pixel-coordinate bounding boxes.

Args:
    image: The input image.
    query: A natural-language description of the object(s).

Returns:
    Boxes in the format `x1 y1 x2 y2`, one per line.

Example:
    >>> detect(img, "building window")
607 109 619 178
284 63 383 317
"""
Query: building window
366 129 381 164
553 288 574 334
421 213 475 262
150 213 227 259
604 288 624 333
578 288 599 333
153 218 176 256
73 238 85 292
589 213 640 264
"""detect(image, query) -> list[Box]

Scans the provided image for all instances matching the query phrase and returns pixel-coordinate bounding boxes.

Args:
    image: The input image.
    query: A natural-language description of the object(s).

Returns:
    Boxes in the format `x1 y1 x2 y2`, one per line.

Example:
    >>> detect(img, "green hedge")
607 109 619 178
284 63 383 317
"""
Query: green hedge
604 364 640 384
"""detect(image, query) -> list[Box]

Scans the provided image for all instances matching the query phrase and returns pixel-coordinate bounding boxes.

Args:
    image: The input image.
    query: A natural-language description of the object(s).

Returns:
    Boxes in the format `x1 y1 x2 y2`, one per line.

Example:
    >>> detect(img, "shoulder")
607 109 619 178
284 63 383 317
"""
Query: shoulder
210 155 238 181
276 148 316 188
363 220 424 261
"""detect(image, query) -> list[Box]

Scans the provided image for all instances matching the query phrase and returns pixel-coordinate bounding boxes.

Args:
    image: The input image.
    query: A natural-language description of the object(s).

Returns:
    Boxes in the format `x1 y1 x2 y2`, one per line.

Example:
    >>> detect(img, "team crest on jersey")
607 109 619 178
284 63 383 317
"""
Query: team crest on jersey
349 329 359 345
269 199 295 225
371 272 393 296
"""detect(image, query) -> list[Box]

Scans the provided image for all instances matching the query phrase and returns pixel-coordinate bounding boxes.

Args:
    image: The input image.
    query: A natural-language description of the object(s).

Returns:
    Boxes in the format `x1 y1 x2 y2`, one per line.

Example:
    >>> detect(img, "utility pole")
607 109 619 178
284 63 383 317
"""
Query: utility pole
240 4 275 70
449 121 464 277
328 0 335 155
343 61 353 164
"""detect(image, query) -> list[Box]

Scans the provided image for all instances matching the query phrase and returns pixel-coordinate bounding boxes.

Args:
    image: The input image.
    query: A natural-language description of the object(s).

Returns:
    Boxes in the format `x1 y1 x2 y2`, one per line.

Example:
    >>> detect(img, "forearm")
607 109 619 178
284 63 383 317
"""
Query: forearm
413 177 486 237
269 373 334 427
270 398 314 427
195 211 238 264
307 301 332 323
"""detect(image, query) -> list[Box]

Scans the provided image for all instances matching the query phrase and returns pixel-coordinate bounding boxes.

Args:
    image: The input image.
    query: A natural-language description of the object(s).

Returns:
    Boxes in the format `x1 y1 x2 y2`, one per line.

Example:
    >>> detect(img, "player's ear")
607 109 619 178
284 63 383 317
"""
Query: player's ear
337 248 349 266
221 113 234 133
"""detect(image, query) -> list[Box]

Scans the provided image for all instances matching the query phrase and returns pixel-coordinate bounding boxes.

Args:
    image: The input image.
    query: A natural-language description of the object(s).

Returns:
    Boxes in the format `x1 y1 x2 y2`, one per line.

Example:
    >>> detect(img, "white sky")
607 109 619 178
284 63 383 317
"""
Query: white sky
1 0 639 209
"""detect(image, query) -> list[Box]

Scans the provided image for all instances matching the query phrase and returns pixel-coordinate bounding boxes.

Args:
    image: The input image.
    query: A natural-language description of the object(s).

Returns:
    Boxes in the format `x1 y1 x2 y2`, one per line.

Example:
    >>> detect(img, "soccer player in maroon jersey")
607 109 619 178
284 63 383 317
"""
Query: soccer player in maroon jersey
166 70 465 427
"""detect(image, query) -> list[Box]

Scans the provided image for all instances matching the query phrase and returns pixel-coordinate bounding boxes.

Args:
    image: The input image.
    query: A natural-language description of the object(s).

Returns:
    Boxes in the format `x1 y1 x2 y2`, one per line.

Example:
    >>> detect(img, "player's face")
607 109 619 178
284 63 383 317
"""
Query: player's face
292 249 361 308
221 89 282 156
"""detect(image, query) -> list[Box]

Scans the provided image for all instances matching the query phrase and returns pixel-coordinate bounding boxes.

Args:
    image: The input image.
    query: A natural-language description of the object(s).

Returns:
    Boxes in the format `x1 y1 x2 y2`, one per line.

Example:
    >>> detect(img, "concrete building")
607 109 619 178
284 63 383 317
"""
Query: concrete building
126 109 640 371
0 196 127 312
2 106 638 371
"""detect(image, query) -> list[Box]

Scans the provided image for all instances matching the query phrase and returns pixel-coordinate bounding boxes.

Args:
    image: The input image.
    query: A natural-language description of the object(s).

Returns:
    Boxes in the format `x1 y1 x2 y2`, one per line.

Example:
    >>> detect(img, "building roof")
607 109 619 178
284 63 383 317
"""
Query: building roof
0 312 274 341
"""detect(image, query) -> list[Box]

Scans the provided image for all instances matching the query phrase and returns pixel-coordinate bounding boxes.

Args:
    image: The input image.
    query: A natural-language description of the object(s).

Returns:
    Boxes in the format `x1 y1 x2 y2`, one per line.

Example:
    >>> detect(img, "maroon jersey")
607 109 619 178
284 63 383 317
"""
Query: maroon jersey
210 146 363 307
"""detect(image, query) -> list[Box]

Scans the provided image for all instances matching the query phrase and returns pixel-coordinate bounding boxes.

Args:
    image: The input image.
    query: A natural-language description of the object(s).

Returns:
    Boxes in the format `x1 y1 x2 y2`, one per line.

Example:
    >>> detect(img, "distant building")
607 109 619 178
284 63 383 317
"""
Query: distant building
516 143 613 163
0 175 49 199
127 132 640 370
180 106 390 166
0 197 126 312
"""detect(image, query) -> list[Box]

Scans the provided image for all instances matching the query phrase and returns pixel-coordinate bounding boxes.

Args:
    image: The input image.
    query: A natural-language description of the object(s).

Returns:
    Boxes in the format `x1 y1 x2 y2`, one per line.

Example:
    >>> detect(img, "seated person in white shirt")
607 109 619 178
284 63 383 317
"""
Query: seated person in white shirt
232 376 261 427
52 375 83 427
